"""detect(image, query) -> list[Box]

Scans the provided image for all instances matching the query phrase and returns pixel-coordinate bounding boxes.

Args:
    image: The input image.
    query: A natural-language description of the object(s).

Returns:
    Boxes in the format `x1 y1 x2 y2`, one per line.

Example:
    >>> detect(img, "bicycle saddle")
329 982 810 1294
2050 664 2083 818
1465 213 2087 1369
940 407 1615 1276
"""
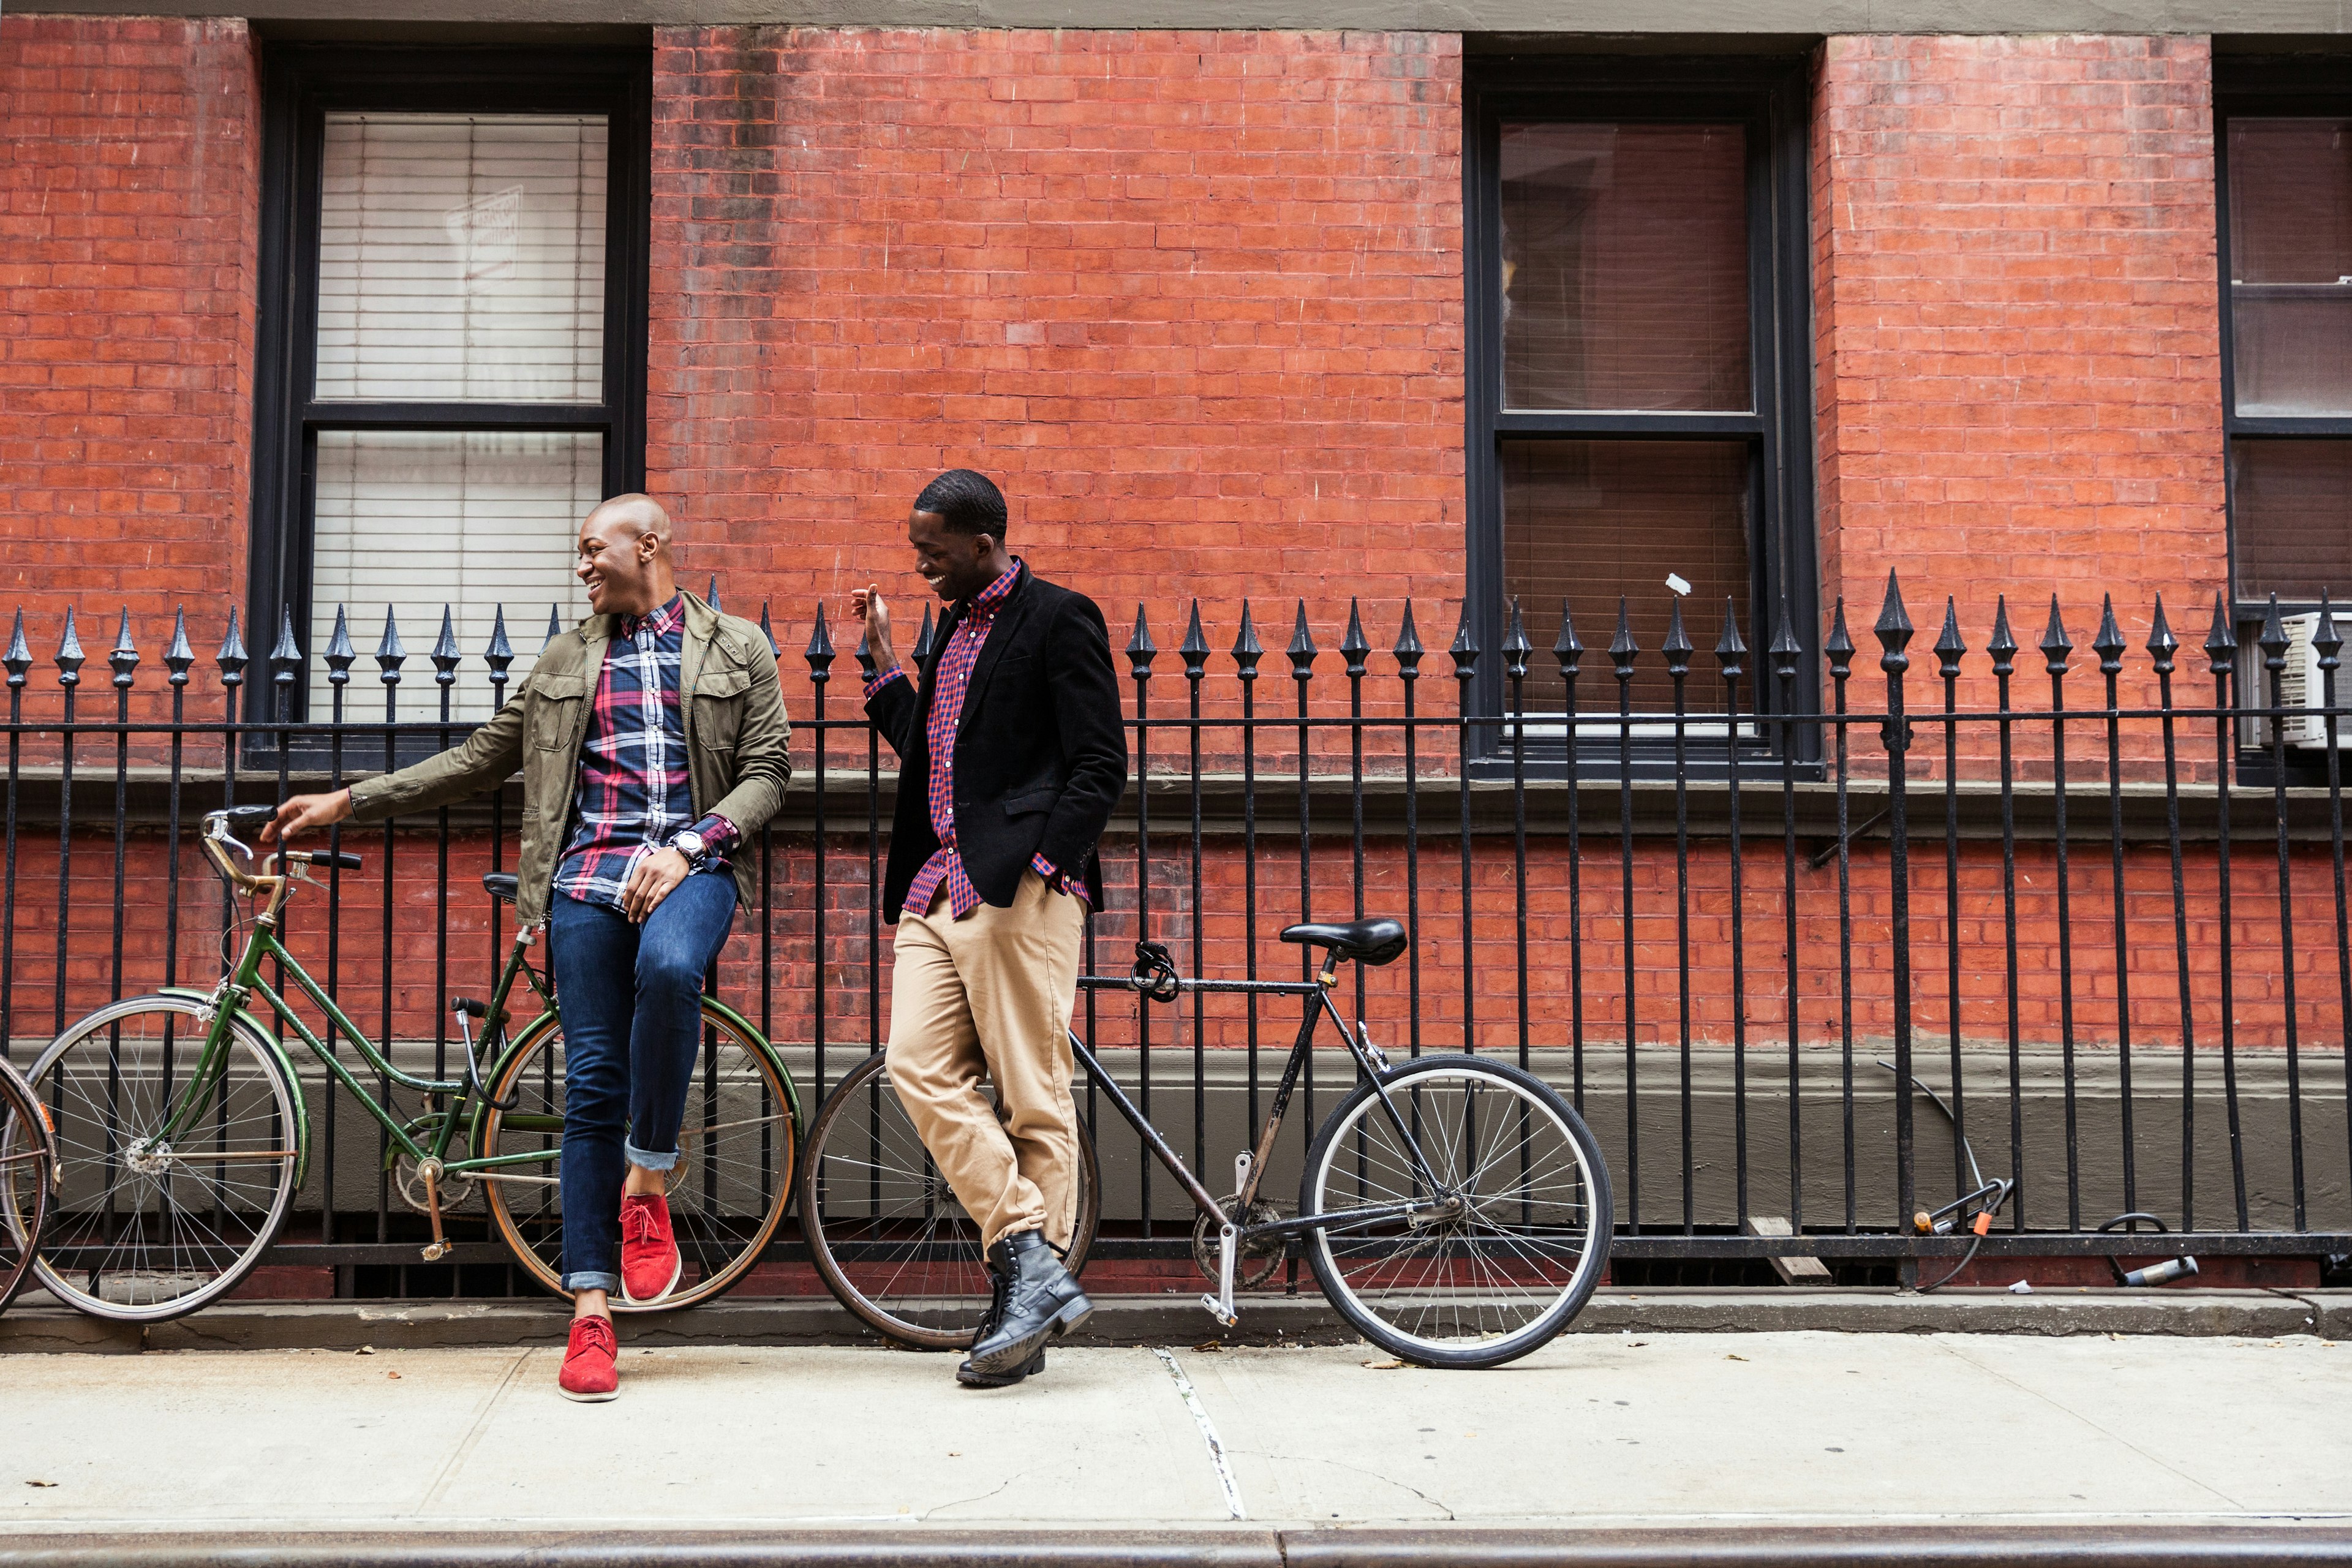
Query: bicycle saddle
482 872 519 903
1278 917 1408 967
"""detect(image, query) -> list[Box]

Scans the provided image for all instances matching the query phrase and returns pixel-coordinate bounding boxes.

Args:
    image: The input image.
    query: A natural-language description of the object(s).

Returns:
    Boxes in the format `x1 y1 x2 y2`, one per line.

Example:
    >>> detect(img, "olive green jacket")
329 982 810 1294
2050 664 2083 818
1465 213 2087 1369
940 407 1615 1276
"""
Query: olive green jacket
346 592 791 926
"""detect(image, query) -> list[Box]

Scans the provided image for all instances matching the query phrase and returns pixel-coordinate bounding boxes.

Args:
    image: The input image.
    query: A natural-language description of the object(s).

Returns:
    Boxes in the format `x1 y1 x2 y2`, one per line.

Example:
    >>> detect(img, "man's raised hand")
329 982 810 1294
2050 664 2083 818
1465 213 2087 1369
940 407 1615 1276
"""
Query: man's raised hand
263 789 353 846
850 584 895 672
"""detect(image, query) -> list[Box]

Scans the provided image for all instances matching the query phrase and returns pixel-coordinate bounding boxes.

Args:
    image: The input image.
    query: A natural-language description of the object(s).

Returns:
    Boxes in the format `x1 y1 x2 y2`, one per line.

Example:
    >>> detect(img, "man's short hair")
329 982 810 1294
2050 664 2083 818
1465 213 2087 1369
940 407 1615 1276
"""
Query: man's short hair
914 469 1008 538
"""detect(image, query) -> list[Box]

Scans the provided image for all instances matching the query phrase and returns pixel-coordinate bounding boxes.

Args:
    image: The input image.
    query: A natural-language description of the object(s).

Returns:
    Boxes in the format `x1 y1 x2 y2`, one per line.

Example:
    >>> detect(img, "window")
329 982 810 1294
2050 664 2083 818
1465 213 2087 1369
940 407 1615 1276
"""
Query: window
251 46 650 730
1466 59 1815 767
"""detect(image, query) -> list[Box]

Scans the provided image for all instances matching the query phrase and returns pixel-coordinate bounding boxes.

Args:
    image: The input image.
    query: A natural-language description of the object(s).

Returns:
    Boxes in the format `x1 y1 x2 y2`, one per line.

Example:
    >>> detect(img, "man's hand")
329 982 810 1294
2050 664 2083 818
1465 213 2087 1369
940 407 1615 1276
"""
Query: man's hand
622 848 692 924
851 583 896 673
263 789 353 846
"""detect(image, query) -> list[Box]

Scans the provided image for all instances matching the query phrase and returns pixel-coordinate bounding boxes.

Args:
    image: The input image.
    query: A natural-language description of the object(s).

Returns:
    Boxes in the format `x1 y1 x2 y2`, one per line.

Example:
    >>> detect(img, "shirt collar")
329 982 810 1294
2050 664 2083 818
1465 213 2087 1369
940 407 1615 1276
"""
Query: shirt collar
620 593 686 641
962 559 1022 619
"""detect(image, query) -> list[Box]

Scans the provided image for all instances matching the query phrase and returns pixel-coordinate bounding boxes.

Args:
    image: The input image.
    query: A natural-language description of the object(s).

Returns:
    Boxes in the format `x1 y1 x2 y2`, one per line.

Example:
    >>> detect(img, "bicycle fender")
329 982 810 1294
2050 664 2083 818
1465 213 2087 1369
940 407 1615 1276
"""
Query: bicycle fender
156 987 315 1189
692 995 804 1133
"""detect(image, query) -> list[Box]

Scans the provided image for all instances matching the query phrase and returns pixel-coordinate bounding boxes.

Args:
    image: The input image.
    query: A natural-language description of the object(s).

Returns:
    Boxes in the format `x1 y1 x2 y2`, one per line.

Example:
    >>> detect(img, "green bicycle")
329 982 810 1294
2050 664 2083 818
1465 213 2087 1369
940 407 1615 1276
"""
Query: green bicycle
27 804 801 1322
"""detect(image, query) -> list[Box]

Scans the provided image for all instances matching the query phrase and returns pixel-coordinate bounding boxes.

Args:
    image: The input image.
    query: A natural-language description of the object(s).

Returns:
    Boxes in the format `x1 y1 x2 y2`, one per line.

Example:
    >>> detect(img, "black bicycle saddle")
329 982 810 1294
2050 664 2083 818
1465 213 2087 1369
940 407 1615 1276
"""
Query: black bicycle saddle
1278 917 1408 967
482 872 519 903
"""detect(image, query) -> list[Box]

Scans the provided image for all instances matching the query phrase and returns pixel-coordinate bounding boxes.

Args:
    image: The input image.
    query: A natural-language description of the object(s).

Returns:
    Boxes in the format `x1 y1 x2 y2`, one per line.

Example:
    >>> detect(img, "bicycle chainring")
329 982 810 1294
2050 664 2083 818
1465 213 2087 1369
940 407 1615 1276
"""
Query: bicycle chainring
1191 1194 1286 1290
396 1156 478 1215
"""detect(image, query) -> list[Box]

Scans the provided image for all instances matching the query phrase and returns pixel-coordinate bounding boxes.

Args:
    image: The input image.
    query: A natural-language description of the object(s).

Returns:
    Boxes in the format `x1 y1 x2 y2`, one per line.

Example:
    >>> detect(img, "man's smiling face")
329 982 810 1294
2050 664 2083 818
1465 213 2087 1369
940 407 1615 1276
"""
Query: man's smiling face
907 508 997 603
575 508 657 618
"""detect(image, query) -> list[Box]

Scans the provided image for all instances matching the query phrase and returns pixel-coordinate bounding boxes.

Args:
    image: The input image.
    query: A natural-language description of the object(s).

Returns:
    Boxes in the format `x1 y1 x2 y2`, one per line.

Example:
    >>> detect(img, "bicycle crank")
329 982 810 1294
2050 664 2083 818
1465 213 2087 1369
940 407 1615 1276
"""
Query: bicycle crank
1190 1194 1284 1291
396 1154 477 1217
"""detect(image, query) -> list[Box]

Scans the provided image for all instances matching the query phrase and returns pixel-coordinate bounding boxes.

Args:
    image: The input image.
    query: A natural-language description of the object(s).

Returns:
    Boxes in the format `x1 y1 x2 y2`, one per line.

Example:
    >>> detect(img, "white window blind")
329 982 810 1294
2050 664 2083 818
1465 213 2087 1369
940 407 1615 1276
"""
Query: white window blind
309 431 598 722
315 113 607 404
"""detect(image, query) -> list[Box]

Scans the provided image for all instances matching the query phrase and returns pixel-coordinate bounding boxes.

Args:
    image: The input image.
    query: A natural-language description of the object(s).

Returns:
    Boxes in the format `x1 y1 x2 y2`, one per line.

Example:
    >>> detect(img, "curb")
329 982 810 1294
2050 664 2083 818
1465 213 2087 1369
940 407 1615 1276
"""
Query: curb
1 1287 2340 1354
2 1526 2350 1567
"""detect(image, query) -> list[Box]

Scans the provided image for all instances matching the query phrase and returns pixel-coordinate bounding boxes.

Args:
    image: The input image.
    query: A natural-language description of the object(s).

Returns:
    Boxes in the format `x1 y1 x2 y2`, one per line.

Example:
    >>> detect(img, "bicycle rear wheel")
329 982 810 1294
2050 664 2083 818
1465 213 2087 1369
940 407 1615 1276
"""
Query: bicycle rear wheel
28 997 301 1322
479 1000 798 1312
0 1055 57 1316
1301 1054 1610 1368
796 1049 1101 1350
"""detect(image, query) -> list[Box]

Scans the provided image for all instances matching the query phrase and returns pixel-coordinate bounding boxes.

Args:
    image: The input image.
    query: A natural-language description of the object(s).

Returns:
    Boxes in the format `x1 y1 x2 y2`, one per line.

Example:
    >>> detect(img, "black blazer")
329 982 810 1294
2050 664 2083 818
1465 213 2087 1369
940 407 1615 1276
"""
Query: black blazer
866 565 1128 923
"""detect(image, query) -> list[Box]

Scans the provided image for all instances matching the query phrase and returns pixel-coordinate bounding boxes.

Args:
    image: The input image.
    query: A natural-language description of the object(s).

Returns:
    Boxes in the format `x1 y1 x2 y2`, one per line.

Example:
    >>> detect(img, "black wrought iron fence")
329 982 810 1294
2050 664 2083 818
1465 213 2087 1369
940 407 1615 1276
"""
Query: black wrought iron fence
2 571 2348 1300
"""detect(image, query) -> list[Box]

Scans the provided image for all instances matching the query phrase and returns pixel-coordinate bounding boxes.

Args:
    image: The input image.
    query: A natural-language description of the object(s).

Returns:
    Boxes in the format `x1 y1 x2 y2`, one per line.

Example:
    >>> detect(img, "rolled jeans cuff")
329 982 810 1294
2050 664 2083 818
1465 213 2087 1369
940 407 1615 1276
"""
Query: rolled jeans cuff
564 1270 620 1294
625 1138 680 1172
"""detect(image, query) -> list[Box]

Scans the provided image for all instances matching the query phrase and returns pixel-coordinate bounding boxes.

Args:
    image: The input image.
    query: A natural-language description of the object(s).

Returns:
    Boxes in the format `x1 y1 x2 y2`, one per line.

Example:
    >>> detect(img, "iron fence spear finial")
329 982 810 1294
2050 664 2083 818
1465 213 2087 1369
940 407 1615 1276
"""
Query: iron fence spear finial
1127 605 1157 681
217 607 247 692
543 603 563 651
1874 571 1913 672
1825 597 1853 685
1395 599 1425 678
1934 597 1966 681
911 605 935 666
1988 595 2018 679
375 608 407 685
1287 601 1316 683
707 575 720 612
484 605 514 706
1180 601 1210 682
110 609 139 688
1608 596 1638 684
1768 595 1801 684
165 608 194 688
2093 595 2127 678
805 600 836 680
324 606 355 689
1341 598 1371 680
6 611 31 690
2144 594 2178 676
430 606 461 689
1504 598 1532 682
2258 592 2290 675
55 608 84 688
2202 590 2237 678
2041 595 2073 675
1716 597 1747 680
759 601 780 657
2313 591 2341 673
1661 596 1692 679
1233 601 1264 681
1553 600 1582 680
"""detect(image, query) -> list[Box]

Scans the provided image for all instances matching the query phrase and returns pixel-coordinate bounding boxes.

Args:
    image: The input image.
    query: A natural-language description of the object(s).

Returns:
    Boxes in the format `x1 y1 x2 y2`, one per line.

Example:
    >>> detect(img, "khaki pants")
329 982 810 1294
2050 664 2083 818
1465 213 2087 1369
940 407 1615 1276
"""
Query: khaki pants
885 870 1087 1251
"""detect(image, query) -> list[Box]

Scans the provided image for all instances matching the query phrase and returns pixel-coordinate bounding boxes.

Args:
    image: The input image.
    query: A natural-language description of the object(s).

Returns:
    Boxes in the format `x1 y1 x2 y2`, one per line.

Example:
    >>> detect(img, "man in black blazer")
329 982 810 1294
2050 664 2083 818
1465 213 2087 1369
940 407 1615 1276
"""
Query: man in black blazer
851 469 1127 1387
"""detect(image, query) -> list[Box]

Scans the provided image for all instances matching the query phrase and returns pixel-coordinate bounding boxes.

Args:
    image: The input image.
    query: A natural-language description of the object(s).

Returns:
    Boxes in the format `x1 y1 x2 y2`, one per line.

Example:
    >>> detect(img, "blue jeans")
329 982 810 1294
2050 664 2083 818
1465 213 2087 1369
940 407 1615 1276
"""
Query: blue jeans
548 873 737 1292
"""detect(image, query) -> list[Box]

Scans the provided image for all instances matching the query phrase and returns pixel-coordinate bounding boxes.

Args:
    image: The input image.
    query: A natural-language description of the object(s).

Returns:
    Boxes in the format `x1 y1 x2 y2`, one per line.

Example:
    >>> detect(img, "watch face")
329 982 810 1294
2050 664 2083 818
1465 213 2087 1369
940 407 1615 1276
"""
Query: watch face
675 832 704 859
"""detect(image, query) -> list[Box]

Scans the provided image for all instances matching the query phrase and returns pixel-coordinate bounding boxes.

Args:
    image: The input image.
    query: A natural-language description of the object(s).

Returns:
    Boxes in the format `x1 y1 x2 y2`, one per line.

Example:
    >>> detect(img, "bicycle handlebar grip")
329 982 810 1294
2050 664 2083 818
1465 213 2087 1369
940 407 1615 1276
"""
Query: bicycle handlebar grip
294 851 364 871
451 997 488 1019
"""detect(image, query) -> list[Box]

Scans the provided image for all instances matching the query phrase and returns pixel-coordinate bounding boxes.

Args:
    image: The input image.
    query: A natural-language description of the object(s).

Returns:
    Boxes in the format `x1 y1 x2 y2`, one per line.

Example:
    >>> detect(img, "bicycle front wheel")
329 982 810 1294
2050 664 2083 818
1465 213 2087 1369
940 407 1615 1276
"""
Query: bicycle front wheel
1302 1054 1611 1368
28 997 301 1322
479 1001 798 1312
0 1055 57 1316
796 1049 1101 1350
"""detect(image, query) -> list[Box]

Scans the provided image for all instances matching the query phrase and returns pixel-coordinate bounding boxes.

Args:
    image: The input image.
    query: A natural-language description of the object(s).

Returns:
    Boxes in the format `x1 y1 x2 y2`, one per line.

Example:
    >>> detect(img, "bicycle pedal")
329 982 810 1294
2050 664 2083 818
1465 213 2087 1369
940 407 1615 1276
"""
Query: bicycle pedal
1197 1294 1238 1328
420 1242 450 1262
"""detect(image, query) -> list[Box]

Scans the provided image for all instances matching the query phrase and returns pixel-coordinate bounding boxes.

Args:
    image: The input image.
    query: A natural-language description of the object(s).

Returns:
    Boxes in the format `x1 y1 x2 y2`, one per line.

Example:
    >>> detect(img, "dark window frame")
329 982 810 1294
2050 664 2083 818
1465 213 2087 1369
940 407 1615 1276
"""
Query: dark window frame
2213 61 2352 783
1464 56 1819 777
248 41 652 734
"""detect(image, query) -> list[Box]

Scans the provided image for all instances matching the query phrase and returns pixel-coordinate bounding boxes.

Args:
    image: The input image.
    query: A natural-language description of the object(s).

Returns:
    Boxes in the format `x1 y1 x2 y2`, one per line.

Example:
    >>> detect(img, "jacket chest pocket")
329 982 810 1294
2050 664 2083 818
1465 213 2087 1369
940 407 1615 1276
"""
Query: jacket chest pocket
692 665 749 752
530 675 588 751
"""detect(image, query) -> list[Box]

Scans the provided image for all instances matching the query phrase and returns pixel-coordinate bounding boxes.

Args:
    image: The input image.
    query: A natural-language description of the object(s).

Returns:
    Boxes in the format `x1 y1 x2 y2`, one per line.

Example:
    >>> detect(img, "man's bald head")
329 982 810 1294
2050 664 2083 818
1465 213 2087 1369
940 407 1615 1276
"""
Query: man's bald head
576 493 679 619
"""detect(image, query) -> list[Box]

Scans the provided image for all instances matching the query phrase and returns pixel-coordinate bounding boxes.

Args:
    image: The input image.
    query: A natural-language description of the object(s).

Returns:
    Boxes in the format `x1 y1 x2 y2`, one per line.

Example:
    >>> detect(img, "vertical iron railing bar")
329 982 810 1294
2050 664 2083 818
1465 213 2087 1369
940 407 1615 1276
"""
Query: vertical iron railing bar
1716 600 1749 1228
1237 607 1264 1130
1663 598 1694 1235
1182 603 1210 1184
1504 600 1532 1077
53 608 82 1041
2094 598 2136 1213
1934 599 1968 1205
431 612 460 1121
1826 601 1856 1234
1450 608 1477 1061
2042 598 2081 1231
2146 598 2195 1232
486 608 513 1041
1289 605 1317 1144
2256 596 2307 1228
1770 600 1803 1232
1555 603 1585 1108
1128 607 1158 1235
1 614 26 1062
1988 599 2025 1232
807 606 834 1101
375 611 401 1261
1343 599 1371 1077
268 614 299 1251
1610 599 1640 1233
2316 595 2352 1214
323 608 354 1265
1874 574 1917 1255
2203 596 2249 1231
1397 605 1425 1064
108 612 136 1012
162 611 194 1001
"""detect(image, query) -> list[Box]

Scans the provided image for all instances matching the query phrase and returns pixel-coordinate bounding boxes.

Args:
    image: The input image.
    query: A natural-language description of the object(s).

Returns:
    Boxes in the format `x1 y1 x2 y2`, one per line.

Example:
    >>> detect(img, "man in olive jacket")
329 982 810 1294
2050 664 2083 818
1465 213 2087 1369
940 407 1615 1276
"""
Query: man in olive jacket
266 494 789 1403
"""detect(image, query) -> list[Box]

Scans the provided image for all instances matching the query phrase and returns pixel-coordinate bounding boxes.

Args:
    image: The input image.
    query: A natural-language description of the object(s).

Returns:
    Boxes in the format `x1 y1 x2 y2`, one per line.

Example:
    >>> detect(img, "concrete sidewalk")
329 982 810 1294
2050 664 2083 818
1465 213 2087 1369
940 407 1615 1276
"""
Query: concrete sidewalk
1 1329 2346 1556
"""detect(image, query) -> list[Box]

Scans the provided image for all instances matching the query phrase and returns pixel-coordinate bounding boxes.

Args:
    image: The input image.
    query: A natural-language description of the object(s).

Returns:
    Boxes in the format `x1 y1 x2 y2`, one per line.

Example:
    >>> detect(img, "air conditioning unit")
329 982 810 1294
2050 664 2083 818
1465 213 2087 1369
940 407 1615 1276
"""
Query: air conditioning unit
2270 612 2352 749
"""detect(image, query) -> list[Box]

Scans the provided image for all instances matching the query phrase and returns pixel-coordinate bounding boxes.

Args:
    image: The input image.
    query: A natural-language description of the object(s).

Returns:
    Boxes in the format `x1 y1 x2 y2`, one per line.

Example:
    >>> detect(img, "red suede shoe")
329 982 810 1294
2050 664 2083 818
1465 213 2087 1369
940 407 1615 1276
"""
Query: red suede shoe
620 1192 682 1305
559 1314 619 1403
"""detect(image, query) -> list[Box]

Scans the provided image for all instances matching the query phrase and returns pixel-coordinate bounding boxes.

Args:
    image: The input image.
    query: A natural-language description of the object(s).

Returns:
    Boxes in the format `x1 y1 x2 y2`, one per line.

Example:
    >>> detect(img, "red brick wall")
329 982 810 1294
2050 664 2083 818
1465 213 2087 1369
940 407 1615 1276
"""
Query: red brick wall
1811 35 2228 736
647 26 1464 676
0 14 257 718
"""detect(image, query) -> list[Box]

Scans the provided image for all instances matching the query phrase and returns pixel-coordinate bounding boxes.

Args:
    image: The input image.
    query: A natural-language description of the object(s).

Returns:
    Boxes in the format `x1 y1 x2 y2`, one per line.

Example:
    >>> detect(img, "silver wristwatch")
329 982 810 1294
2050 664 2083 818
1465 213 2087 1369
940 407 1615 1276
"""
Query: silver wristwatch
669 829 709 868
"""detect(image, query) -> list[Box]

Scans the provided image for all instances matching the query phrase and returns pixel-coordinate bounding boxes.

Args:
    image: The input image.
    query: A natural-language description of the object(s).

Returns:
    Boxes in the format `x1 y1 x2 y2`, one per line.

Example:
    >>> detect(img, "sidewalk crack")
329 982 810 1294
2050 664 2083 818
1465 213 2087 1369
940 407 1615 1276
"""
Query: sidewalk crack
418 1348 533 1513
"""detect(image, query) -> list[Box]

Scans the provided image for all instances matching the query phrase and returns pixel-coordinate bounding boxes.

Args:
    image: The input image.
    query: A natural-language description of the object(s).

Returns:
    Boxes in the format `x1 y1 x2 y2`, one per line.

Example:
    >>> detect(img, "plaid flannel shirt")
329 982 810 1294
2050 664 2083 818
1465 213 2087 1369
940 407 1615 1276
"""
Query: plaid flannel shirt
866 560 1084 920
556 593 736 911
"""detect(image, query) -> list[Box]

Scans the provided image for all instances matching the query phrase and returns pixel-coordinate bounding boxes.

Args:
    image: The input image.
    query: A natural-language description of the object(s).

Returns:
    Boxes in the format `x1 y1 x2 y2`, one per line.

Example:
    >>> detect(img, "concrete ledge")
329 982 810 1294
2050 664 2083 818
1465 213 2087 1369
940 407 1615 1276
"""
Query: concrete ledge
2 1526 2350 1568
0 1287 2340 1354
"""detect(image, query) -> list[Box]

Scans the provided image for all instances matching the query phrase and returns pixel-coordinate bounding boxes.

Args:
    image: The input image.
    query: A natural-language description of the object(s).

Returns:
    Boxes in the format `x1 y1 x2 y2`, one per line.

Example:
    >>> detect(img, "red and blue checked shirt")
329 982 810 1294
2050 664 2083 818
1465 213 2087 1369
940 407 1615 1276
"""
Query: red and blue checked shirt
866 560 1084 921
556 593 736 911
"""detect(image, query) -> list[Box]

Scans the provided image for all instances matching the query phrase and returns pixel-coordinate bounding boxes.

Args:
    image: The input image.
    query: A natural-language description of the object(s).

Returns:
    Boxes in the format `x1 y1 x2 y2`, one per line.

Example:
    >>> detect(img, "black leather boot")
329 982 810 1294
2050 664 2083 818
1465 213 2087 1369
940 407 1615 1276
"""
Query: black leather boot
957 1254 1044 1388
965 1228 1093 1378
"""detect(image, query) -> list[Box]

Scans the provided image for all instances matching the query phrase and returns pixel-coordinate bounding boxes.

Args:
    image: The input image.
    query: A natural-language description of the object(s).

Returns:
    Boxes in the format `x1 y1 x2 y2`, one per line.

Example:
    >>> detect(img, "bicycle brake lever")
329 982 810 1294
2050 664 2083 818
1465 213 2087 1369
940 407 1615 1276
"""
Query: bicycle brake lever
453 998 520 1112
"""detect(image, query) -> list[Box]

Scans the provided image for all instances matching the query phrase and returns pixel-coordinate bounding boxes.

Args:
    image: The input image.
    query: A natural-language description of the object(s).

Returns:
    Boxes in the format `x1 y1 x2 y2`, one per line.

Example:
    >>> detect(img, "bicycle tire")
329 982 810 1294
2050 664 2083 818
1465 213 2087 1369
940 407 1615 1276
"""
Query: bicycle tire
1300 1054 1611 1369
28 995 302 1323
478 1000 799 1312
0 1055 57 1316
796 1049 1101 1351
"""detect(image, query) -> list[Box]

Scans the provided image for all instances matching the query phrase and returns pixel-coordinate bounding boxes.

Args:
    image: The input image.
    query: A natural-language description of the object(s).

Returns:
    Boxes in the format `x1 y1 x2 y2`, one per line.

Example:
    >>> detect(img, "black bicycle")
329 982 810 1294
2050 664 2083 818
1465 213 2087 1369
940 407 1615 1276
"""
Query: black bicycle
796 917 1612 1369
